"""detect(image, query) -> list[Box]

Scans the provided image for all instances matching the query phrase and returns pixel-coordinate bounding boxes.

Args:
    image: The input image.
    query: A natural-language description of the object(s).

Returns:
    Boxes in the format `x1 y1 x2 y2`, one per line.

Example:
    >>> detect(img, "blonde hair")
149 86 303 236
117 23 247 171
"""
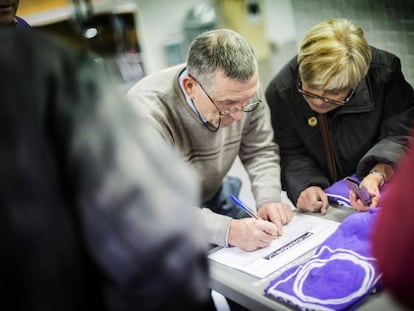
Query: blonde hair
298 18 372 90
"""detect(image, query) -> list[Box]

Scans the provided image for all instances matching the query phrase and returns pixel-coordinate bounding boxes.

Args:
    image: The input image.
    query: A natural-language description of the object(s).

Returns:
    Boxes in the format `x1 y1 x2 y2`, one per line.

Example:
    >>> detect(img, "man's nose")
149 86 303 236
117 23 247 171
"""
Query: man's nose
229 110 243 120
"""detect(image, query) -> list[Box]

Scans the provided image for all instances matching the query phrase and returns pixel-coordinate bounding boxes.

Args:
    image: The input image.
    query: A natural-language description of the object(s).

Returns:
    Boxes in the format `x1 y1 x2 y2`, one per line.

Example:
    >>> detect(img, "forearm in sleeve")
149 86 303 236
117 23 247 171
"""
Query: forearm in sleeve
196 208 232 247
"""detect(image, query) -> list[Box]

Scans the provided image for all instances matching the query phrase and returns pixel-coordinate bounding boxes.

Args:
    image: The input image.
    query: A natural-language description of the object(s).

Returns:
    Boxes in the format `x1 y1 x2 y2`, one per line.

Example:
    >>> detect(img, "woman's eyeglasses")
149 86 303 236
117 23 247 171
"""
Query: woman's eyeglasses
297 80 358 106
189 74 261 132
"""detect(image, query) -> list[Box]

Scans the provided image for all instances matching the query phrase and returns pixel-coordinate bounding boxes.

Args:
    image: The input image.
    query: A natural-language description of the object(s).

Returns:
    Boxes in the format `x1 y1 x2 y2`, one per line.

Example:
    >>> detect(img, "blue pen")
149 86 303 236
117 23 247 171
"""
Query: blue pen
230 195 259 219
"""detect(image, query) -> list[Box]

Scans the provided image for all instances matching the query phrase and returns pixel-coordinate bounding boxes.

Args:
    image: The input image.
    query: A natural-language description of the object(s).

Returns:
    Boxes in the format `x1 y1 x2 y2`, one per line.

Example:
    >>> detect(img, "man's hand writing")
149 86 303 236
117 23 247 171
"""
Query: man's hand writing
228 218 277 251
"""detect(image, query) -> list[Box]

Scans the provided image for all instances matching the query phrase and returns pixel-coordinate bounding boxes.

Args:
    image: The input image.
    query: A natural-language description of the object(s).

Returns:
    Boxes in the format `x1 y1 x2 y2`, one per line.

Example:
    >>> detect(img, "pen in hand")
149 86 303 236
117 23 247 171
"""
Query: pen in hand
230 195 280 239
230 195 259 219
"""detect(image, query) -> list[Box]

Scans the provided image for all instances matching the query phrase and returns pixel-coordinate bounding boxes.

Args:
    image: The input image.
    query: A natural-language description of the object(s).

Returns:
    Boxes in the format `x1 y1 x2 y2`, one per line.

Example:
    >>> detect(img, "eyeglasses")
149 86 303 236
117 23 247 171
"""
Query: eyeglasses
189 74 261 132
297 80 358 106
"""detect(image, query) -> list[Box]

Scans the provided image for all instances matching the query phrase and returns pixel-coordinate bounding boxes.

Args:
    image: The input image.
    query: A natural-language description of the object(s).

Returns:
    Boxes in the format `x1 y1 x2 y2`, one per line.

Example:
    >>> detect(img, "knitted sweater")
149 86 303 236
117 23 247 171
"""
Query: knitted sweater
127 64 282 246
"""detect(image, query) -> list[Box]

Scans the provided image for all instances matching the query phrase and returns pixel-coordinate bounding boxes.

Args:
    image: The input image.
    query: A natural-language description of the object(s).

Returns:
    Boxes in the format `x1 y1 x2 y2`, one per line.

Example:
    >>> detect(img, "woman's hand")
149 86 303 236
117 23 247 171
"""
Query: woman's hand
349 173 382 211
296 186 329 214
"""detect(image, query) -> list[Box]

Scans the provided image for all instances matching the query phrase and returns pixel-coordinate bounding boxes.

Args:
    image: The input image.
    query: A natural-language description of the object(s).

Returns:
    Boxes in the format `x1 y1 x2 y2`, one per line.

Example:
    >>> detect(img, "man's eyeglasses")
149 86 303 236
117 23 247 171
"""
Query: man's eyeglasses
297 80 358 106
189 74 261 132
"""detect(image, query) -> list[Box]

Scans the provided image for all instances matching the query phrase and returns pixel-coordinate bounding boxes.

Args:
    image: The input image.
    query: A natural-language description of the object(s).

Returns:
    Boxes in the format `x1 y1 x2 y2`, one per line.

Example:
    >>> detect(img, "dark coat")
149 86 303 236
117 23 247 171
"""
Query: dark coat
266 46 414 204
0 30 209 311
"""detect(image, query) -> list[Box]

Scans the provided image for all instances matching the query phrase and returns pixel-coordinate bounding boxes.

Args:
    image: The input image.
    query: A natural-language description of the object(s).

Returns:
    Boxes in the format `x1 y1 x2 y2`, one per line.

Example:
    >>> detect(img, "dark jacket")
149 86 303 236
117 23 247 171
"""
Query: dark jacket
266 47 414 204
0 30 209 311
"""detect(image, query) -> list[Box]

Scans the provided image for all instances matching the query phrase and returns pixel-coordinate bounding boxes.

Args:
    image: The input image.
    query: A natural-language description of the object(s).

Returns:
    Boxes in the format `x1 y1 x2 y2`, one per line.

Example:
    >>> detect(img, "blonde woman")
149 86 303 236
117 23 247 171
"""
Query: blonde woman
266 18 414 213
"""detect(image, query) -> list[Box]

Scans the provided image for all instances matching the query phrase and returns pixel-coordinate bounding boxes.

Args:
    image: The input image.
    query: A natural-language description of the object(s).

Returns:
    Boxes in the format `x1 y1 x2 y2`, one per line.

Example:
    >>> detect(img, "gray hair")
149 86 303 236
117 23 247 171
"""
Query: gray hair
186 29 257 89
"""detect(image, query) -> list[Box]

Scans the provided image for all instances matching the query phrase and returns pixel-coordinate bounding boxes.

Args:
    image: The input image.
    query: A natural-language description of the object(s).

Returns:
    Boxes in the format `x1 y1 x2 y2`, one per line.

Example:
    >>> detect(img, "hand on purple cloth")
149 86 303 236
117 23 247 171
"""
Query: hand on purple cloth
324 175 387 208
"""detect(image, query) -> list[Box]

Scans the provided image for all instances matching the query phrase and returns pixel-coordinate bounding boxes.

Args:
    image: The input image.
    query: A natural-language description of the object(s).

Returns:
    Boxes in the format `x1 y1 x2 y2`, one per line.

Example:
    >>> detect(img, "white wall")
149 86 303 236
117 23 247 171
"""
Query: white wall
135 0 207 74
263 0 296 47
135 0 297 76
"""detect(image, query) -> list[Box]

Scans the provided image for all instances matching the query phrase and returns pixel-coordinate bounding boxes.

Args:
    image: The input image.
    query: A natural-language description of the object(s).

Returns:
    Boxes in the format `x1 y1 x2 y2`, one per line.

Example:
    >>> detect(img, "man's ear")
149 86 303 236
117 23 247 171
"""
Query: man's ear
182 76 197 99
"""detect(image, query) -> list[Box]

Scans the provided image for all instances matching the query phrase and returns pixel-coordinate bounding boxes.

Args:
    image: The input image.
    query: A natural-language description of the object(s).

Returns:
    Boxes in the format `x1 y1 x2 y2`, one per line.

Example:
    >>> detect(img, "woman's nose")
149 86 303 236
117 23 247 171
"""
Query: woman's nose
312 97 328 106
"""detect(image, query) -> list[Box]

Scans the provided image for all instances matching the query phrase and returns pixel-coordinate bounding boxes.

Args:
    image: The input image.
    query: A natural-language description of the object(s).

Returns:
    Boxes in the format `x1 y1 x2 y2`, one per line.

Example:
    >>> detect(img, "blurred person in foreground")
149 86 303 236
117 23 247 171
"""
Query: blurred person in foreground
266 18 414 213
127 29 293 253
372 129 414 310
0 29 209 310
0 0 30 29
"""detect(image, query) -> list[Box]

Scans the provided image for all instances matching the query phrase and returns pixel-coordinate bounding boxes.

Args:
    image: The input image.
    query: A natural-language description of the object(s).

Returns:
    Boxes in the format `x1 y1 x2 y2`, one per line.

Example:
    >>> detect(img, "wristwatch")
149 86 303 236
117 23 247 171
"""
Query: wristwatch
368 170 385 188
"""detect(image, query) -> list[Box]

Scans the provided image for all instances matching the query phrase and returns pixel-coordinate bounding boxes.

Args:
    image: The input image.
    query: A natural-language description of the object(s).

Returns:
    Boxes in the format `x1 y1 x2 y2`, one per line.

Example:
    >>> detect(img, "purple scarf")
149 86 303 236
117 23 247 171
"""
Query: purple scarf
264 209 381 310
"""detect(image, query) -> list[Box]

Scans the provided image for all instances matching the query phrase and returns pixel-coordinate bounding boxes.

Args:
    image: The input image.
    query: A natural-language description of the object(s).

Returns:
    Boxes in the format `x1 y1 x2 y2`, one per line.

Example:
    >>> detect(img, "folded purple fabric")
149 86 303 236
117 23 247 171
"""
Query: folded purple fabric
324 175 360 207
264 209 382 311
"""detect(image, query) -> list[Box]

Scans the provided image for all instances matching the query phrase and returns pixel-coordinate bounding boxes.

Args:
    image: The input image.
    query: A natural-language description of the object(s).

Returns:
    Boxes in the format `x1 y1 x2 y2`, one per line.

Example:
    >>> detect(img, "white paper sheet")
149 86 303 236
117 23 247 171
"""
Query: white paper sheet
208 213 340 278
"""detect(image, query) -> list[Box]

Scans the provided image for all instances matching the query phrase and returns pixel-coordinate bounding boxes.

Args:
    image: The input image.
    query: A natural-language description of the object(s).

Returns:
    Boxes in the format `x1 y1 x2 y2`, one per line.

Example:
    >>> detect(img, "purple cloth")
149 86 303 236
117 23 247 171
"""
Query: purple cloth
324 176 387 207
324 174 360 207
15 16 31 30
264 209 382 311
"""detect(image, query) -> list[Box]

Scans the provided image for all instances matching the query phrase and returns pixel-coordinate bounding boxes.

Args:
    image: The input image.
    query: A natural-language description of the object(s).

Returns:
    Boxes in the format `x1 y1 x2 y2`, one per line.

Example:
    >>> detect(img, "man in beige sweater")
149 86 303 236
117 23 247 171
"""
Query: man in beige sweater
128 29 293 252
